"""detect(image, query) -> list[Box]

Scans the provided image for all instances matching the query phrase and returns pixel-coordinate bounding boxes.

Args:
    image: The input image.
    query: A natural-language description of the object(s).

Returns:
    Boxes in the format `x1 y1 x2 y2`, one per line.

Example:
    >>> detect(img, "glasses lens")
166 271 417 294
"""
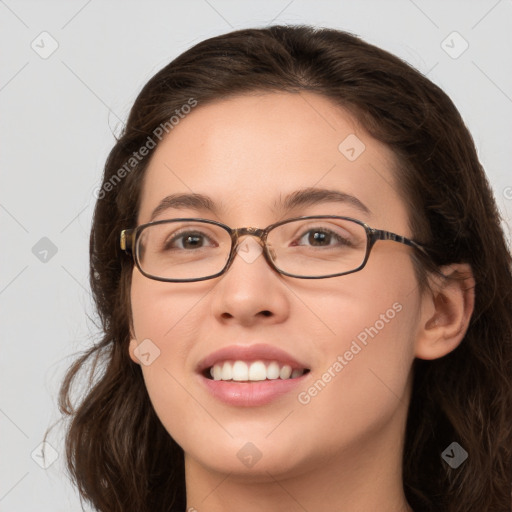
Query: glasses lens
267 218 368 277
137 221 231 280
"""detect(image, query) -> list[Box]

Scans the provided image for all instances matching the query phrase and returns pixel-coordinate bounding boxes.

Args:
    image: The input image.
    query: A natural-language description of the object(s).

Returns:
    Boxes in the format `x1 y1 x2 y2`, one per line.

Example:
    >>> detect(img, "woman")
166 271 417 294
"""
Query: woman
59 25 512 511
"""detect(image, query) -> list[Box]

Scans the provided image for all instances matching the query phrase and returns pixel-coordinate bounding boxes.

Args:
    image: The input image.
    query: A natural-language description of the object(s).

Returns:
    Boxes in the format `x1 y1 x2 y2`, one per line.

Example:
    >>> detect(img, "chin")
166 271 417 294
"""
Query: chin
181 432 311 478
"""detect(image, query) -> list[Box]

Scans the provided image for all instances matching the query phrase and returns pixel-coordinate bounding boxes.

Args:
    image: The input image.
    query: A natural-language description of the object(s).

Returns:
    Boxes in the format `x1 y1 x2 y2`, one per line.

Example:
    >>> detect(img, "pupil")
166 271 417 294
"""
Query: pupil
183 234 202 248
309 231 329 246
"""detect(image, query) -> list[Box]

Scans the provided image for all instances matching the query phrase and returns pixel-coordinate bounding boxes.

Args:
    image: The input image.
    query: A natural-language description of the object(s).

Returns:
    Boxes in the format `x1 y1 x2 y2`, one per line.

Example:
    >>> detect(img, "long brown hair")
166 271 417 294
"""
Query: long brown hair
58 25 512 511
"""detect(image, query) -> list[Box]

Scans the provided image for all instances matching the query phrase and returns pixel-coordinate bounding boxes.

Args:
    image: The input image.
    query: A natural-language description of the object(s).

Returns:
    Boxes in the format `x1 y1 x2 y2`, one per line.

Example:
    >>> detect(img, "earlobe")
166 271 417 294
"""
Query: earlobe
415 263 475 360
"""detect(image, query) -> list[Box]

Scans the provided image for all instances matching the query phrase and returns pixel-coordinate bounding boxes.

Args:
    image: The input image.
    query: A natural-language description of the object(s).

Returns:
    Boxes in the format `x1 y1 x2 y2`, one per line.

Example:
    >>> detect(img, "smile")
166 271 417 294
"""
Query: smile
208 360 309 381
197 344 311 406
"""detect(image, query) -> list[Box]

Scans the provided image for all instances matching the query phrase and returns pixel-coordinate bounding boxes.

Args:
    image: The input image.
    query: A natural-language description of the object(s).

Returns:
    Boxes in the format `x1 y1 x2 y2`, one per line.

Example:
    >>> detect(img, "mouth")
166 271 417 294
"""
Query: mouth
197 344 311 406
203 360 310 382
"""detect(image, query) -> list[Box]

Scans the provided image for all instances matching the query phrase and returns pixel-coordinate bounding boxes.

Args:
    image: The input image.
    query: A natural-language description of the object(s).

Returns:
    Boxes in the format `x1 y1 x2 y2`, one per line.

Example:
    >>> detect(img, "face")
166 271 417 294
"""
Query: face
129 92 423 479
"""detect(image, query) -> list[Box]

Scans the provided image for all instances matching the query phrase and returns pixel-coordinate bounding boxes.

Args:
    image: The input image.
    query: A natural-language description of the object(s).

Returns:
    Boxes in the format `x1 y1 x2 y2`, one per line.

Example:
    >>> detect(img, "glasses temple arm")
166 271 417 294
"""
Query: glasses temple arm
371 229 429 256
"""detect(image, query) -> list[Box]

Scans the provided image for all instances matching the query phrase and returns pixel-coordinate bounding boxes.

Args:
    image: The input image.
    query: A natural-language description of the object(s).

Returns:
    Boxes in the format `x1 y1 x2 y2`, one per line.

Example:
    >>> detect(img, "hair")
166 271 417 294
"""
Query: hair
57 25 512 512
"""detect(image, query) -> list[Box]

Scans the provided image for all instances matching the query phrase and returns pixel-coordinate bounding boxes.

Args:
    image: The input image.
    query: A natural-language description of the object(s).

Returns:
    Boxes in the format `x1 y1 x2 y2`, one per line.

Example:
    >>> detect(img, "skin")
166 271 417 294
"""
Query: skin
128 92 474 511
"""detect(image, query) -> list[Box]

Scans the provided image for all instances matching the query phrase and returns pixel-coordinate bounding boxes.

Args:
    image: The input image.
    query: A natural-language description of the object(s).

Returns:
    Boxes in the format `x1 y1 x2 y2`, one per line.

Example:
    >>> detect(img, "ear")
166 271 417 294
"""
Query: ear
129 337 141 365
415 263 475 360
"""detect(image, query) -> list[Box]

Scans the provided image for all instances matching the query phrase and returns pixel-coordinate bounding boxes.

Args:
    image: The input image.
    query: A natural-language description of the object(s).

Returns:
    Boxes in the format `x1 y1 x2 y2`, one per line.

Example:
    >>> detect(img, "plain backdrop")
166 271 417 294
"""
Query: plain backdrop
1 1 511 510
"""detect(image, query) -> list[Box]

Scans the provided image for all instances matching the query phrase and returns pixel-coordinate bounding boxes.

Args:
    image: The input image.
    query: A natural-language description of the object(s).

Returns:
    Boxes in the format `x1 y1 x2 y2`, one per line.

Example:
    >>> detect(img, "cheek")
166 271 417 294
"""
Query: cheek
130 270 206 346
129 270 211 431
294 257 420 440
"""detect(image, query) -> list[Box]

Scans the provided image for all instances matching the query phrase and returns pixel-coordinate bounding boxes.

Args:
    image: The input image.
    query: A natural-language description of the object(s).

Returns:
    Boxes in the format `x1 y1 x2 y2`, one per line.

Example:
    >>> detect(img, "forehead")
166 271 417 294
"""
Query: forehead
137 92 408 230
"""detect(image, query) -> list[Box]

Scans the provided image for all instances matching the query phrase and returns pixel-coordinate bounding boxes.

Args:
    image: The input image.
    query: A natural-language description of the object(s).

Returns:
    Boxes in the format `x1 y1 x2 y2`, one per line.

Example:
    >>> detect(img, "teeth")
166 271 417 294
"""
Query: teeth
266 361 280 380
279 364 292 379
248 361 267 381
210 360 306 382
232 361 249 381
211 365 222 380
221 361 232 380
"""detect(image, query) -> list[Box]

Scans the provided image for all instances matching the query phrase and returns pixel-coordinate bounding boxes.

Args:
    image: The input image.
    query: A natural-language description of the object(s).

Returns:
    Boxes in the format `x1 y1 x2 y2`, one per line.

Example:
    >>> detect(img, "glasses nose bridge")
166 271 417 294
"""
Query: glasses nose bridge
229 226 278 271
232 226 267 244
230 226 274 262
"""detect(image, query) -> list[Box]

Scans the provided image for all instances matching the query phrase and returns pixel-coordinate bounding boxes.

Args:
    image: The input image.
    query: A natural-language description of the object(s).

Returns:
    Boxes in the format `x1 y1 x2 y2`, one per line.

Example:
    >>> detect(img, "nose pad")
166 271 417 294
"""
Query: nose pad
266 243 277 262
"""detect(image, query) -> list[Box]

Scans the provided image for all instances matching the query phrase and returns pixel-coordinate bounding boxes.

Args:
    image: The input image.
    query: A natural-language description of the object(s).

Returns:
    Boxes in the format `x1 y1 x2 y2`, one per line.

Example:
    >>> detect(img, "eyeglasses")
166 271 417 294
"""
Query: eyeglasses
120 216 428 282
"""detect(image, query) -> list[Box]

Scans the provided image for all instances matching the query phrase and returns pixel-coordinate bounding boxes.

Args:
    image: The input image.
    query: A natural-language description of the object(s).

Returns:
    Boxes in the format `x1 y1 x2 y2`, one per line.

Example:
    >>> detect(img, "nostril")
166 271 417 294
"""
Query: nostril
260 310 272 317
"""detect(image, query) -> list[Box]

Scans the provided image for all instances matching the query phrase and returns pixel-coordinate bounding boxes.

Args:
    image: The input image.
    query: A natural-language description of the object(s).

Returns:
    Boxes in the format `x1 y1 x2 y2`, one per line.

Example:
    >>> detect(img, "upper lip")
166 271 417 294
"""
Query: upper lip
197 343 309 373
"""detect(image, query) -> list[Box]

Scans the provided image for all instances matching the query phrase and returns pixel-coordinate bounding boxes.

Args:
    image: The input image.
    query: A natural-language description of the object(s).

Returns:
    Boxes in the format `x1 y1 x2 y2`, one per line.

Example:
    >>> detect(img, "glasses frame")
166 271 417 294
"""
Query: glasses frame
120 215 429 283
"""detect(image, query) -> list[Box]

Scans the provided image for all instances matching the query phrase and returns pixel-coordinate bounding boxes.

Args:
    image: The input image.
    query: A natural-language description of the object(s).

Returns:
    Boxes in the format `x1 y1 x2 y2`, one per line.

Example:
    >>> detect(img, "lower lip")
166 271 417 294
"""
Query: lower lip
200 374 308 407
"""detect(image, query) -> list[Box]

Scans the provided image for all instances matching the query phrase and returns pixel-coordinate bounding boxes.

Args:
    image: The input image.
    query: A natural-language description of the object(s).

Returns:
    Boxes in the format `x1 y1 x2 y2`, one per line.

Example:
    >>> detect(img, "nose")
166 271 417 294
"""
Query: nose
210 236 290 327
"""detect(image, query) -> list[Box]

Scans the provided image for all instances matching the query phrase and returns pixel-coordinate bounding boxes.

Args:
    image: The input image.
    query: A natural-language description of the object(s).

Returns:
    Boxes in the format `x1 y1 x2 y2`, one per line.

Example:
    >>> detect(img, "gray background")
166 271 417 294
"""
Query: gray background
1 1 511 510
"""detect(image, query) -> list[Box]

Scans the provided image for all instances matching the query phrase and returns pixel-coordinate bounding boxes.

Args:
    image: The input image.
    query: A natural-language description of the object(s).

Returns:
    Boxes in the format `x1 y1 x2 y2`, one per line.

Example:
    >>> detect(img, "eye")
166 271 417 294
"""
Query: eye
164 230 217 250
295 228 347 247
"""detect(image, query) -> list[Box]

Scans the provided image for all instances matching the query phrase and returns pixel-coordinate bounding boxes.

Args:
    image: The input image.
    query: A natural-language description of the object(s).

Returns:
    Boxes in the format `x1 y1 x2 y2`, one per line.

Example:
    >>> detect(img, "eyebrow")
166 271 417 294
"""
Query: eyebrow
149 187 371 222
150 193 219 221
274 187 371 216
